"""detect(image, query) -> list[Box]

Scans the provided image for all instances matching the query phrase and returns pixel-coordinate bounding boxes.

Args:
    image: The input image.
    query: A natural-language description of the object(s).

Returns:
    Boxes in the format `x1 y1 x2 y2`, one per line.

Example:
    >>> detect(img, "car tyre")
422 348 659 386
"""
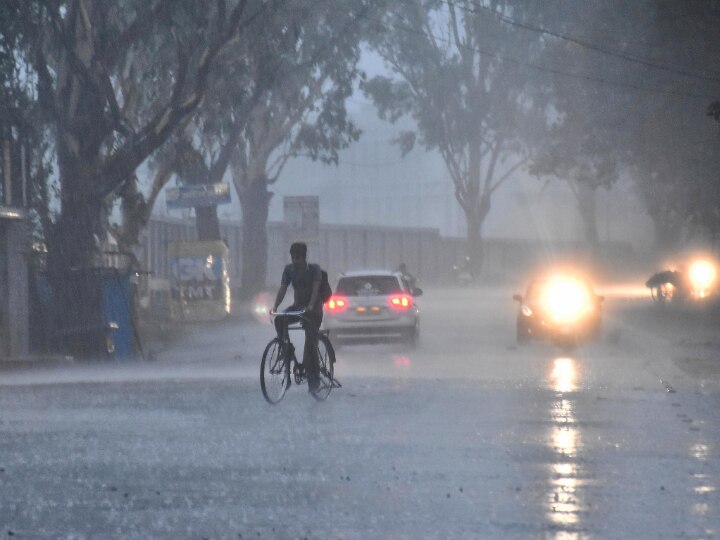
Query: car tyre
404 326 419 349
516 320 530 345
558 338 578 353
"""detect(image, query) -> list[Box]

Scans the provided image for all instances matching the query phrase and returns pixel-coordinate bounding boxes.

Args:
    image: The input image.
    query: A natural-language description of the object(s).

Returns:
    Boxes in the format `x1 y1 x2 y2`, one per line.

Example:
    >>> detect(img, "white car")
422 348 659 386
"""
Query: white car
323 270 422 347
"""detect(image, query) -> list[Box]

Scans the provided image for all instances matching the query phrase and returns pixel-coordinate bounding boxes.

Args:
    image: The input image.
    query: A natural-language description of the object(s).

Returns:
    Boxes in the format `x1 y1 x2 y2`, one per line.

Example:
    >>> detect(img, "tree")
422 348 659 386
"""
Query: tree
230 0 368 298
9 0 261 335
526 2 631 248
525 0 720 252
625 0 720 250
178 0 377 298
531 123 620 247
124 14 280 248
363 0 548 272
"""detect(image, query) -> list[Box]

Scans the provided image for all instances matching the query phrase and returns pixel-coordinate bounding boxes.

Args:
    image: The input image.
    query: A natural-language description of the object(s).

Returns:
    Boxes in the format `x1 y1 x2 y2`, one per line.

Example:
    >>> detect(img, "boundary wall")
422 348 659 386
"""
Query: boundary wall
137 216 640 298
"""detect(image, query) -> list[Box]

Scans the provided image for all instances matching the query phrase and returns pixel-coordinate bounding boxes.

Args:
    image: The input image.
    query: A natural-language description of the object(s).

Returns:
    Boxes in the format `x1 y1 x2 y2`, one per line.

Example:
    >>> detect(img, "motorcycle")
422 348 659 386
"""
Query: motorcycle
646 258 718 305
452 257 474 286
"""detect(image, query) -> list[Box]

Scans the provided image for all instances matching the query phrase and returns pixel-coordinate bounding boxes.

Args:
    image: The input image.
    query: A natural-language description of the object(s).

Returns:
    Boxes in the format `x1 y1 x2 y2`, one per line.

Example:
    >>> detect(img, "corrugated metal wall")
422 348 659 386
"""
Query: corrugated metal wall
139 217 449 289
138 216 638 295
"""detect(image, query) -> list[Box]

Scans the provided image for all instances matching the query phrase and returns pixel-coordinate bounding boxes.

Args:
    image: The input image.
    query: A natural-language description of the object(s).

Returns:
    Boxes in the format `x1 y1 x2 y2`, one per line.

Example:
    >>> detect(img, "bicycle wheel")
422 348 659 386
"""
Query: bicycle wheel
310 334 335 401
260 337 289 404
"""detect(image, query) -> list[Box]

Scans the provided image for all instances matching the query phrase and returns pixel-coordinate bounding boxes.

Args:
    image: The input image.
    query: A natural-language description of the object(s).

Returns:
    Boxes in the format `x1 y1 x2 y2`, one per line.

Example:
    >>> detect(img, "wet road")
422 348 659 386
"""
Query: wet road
1 287 719 539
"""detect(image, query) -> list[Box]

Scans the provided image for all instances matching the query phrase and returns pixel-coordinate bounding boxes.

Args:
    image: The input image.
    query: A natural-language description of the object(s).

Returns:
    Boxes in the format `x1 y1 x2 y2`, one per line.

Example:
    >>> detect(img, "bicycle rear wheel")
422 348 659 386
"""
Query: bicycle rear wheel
260 337 289 404
310 334 335 401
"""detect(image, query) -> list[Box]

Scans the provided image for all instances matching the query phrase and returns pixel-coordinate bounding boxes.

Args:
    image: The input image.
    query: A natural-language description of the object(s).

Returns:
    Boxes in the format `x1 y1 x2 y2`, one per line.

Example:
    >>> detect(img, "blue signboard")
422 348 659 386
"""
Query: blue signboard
166 182 231 209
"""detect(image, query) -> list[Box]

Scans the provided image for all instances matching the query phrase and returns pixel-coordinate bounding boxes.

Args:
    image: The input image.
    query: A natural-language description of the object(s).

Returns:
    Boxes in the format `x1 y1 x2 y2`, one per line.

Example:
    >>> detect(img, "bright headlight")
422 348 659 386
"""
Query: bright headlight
543 279 590 322
688 260 716 292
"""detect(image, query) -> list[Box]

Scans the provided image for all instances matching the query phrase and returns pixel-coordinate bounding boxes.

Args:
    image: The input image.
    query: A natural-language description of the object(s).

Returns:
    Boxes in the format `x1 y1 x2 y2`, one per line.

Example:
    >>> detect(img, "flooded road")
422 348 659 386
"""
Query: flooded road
1 287 719 538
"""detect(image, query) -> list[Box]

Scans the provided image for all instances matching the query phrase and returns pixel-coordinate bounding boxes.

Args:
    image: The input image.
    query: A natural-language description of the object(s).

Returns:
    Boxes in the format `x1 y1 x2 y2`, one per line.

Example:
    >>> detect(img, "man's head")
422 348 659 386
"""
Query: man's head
290 242 307 267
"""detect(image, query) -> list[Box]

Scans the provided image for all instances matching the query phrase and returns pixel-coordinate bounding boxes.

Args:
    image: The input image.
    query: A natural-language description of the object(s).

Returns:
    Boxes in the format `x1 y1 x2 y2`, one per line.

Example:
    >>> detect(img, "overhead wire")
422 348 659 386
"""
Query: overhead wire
355 2 718 101
446 0 720 83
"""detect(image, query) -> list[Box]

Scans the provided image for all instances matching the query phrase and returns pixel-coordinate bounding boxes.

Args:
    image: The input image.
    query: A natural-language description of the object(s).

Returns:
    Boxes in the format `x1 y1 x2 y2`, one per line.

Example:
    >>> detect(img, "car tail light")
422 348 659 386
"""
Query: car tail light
388 294 413 310
326 295 348 312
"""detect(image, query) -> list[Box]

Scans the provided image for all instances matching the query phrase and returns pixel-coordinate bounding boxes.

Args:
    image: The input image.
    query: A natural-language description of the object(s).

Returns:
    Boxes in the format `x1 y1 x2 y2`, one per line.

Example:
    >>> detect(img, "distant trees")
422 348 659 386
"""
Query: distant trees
527 2 632 248
363 0 548 272
526 0 720 252
198 0 376 298
628 0 720 249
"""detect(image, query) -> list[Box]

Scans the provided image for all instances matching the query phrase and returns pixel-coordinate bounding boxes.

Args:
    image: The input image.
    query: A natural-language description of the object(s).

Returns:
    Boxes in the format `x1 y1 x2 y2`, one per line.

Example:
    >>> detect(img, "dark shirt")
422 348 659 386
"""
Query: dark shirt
282 263 322 310
646 270 682 289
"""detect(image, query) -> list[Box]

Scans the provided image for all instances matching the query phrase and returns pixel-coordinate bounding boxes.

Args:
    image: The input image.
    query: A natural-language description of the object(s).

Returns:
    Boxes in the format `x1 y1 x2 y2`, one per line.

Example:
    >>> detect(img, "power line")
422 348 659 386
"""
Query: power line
360 6 717 101
450 0 720 83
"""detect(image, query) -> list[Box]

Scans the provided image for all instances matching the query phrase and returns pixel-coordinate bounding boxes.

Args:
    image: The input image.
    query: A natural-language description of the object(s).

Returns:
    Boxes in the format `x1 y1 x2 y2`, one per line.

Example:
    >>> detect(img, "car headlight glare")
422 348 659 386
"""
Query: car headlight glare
689 259 716 291
543 279 590 322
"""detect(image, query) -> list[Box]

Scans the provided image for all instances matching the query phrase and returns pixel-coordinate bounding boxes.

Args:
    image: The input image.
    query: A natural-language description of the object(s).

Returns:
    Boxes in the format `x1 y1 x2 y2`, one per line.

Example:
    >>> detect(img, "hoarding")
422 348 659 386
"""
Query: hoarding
168 240 231 321
283 196 319 241
166 182 231 209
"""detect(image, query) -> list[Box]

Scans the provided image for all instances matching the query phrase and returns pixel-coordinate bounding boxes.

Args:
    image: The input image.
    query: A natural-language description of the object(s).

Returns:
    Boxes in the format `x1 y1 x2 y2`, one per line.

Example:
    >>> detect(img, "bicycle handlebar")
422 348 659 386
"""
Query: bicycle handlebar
270 310 307 317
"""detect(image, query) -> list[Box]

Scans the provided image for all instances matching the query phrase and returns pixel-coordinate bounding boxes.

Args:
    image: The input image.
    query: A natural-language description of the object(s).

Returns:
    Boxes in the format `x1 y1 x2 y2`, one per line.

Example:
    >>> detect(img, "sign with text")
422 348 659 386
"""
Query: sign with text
283 196 319 241
166 182 231 209
168 240 231 321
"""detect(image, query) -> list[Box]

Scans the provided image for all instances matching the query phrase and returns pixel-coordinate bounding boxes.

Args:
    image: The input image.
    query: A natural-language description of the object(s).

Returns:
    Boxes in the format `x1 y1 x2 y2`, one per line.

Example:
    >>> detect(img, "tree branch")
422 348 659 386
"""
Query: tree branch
489 156 527 195
99 0 256 194
107 0 173 68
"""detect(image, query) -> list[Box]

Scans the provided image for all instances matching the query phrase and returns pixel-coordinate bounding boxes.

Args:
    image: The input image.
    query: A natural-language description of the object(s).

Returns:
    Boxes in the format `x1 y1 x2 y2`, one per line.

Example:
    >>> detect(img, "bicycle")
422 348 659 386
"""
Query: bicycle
261 310 340 404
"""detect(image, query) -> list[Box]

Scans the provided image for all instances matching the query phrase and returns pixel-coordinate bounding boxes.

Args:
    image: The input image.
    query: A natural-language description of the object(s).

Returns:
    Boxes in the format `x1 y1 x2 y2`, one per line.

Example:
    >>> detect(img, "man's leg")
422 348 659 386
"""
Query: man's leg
274 316 286 341
303 313 321 392
275 306 301 341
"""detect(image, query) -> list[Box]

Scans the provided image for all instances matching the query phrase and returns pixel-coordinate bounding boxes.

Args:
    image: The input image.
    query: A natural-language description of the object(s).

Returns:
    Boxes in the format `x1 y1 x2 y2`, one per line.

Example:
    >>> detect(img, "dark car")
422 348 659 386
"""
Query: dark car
513 276 603 348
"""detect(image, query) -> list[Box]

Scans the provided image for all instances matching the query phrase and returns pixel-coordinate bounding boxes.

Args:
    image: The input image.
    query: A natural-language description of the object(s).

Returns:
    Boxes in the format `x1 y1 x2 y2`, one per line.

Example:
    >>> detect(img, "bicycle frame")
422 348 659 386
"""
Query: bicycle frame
261 310 340 404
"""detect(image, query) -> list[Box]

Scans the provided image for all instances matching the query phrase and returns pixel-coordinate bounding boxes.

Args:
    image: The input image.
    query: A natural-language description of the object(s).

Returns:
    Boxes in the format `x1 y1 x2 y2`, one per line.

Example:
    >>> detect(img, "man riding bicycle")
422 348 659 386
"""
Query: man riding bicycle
271 242 323 393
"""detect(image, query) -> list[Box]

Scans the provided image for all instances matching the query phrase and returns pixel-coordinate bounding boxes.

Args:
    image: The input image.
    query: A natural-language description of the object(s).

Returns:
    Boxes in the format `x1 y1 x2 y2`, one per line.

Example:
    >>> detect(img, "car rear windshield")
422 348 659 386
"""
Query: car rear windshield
336 276 403 296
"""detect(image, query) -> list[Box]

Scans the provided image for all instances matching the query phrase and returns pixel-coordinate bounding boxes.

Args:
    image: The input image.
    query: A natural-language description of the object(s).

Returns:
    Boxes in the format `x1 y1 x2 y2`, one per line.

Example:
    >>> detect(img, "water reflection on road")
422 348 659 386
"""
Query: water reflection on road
546 356 585 539
689 439 717 536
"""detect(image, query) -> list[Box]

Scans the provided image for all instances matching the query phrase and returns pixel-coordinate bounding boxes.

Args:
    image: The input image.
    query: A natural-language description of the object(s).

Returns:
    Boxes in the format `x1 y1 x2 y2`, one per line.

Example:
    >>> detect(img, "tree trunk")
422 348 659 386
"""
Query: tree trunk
46 152 107 355
650 210 683 253
195 206 221 241
577 182 600 248
239 179 272 299
463 202 486 276
465 188 492 276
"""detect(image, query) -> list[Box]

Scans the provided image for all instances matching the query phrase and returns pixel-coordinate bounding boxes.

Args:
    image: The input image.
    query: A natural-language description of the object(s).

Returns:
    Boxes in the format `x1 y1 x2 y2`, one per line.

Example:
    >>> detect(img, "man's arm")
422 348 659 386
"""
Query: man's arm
307 264 321 311
272 284 288 313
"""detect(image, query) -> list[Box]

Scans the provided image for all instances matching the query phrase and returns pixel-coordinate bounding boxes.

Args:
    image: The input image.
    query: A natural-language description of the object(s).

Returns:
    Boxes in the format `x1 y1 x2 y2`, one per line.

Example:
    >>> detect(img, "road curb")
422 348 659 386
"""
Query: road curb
0 355 76 371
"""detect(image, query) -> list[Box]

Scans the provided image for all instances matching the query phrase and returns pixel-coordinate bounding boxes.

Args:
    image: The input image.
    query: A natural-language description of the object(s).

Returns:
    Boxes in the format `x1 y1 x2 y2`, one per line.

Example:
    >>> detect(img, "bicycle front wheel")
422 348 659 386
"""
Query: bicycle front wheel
310 334 336 401
260 337 289 404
